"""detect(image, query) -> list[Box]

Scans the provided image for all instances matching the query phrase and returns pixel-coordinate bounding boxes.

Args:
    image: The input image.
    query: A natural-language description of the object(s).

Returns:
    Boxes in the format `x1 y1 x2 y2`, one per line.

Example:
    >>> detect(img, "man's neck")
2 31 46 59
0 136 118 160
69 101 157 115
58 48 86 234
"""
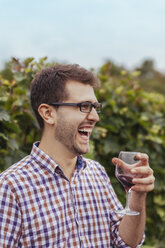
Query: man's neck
39 137 77 181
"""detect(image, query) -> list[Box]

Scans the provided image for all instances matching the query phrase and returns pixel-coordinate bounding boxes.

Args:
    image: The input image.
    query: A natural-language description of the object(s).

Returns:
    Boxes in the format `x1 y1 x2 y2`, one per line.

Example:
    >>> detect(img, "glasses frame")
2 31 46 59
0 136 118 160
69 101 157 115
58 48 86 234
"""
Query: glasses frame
48 101 102 113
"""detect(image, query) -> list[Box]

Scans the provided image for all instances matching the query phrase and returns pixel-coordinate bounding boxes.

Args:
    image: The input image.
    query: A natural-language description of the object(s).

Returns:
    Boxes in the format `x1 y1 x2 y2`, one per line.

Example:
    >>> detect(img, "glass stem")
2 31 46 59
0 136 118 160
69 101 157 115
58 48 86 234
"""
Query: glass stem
125 188 131 211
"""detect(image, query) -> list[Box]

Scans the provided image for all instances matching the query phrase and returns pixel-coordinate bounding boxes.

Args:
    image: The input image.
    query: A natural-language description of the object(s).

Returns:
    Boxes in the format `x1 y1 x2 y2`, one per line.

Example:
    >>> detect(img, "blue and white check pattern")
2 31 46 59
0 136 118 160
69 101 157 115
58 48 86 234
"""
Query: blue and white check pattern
0 142 144 247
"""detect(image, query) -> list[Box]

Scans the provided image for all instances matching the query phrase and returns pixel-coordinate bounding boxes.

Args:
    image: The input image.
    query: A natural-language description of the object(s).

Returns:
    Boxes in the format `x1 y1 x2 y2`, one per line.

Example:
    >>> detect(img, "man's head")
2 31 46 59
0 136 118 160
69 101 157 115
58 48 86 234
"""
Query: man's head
30 64 100 130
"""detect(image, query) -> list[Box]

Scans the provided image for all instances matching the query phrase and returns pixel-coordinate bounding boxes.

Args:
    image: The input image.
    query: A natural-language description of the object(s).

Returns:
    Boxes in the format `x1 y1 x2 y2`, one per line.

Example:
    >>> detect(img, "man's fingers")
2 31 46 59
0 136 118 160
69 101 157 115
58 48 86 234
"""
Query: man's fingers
131 183 155 192
131 171 155 192
132 174 155 185
112 158 136 168
131 166 153 176
136 153 149 166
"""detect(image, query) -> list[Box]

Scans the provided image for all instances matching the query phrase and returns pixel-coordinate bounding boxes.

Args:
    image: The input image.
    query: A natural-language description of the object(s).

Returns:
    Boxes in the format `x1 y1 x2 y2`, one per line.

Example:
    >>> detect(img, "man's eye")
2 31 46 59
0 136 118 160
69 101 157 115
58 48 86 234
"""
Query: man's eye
81 103 90 109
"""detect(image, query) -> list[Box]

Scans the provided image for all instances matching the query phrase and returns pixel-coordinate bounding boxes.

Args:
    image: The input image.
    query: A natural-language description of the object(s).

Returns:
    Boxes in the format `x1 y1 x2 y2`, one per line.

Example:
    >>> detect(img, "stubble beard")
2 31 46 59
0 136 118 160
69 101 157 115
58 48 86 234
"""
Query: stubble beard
55 118 90 156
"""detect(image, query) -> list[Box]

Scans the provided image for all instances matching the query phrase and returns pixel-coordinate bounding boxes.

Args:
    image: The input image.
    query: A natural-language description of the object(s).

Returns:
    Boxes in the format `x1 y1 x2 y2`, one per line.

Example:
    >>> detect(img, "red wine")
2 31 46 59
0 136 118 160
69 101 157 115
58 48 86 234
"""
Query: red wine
117 174 134 191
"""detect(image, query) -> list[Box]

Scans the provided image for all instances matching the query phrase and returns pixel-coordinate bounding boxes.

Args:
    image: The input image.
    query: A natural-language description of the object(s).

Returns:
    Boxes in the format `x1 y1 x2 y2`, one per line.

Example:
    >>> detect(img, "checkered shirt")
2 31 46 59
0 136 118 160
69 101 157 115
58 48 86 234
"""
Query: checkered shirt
0 142 144 247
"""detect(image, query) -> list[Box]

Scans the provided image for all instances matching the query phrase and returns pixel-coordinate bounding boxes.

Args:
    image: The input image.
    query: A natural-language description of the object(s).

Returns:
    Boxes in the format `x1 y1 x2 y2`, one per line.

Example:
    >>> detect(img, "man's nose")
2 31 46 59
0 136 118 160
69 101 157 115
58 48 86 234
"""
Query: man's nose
87 107 100 122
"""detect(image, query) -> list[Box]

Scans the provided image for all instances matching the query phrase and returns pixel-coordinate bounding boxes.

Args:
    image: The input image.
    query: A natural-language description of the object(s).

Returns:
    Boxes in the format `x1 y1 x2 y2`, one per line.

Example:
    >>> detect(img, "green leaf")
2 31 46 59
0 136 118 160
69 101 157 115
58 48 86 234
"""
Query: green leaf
0 132 8 141
13 73 25 82
0 110 10 121
154 195 165 206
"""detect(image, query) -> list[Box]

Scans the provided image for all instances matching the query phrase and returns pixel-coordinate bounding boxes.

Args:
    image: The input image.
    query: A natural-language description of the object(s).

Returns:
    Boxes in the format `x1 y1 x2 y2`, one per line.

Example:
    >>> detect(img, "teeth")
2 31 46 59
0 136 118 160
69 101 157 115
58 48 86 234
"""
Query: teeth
78 128 92 133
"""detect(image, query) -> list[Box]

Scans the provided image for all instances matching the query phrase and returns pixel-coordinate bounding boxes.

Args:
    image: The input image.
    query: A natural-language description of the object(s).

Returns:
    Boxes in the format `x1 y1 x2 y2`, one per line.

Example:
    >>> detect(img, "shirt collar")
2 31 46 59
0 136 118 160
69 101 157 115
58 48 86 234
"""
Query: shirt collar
31 142 86 174
76 155 84 170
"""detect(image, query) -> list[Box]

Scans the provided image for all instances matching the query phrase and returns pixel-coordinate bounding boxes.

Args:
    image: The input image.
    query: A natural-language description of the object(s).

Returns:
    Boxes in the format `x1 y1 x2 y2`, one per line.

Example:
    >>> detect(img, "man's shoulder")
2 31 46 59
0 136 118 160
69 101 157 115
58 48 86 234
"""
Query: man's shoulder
82 157 108 175
82 157 101 168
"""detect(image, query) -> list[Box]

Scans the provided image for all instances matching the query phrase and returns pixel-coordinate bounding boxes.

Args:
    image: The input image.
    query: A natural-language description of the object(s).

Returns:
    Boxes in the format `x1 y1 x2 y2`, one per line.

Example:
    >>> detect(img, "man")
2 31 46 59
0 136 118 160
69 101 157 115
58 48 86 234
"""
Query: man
0 64 154 247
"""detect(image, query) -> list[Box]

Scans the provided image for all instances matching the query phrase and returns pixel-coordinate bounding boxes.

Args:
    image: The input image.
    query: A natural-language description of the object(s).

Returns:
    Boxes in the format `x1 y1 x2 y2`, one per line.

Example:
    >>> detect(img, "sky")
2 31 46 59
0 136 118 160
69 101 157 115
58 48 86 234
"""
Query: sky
0 0 165 72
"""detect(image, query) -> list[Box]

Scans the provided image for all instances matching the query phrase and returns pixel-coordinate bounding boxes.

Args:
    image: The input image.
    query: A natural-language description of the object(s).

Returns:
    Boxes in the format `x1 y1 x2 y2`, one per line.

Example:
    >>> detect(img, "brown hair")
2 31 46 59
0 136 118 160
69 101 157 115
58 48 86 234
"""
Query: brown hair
30 64 100 129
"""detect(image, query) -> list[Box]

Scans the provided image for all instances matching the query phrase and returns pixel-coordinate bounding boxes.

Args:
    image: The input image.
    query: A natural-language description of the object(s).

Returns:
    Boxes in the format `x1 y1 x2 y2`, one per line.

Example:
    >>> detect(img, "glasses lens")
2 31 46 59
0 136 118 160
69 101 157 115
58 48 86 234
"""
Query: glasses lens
95 103 101 113
80 102 91 113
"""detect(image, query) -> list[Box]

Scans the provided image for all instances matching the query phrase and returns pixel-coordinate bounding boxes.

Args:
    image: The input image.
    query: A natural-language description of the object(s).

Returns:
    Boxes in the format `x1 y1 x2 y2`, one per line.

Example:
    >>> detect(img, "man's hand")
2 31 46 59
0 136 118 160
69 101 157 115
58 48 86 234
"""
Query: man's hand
112 153 155 193
112 153 155 247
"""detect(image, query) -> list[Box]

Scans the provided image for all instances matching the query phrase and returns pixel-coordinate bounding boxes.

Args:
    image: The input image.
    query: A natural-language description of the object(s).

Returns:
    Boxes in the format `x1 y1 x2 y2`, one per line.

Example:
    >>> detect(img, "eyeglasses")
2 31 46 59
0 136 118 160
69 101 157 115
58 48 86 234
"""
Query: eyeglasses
49 101 102 113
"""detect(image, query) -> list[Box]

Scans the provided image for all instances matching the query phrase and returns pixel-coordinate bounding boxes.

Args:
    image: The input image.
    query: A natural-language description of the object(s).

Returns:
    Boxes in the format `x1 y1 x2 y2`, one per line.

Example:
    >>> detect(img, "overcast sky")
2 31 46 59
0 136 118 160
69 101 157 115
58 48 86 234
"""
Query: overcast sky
0 0 165 71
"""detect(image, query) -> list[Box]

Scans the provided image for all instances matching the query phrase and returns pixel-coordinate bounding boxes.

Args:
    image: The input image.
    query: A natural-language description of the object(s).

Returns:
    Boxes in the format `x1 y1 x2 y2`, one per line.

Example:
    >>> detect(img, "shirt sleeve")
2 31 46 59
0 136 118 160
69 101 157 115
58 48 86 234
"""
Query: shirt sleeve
0 180 22 247
98 163 145 248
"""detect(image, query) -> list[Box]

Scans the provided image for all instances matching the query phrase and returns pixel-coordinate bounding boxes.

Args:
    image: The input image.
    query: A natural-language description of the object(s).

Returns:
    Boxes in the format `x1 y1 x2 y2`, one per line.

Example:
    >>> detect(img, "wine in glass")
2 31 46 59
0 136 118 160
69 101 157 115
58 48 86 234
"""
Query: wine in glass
115 151 140 216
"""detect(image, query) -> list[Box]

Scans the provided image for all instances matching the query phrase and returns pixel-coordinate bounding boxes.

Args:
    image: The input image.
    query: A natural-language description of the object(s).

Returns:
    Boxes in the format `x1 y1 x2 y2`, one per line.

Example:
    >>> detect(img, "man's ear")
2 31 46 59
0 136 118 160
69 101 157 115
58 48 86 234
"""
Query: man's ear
38 104 56 125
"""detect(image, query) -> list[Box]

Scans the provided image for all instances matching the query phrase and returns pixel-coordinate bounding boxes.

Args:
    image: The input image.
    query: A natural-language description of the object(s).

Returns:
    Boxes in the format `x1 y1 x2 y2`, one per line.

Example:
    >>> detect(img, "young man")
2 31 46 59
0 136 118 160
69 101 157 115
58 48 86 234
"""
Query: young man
0 64 155 247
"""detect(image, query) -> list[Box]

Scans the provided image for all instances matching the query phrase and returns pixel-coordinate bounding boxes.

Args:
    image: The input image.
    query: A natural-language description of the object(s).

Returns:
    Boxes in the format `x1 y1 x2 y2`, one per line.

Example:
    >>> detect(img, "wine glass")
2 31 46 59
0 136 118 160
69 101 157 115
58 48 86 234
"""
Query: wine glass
115 151 140 216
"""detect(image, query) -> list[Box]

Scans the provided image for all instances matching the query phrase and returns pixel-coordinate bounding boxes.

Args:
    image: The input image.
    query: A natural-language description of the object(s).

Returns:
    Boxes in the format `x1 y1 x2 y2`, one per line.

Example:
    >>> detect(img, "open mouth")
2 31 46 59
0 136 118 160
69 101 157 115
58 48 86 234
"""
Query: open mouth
78 128 92 140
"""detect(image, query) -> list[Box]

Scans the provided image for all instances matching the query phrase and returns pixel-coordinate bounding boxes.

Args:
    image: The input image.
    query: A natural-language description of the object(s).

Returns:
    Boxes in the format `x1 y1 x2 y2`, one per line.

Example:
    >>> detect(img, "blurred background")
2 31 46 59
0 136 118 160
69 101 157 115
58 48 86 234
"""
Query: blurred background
0 1 165 247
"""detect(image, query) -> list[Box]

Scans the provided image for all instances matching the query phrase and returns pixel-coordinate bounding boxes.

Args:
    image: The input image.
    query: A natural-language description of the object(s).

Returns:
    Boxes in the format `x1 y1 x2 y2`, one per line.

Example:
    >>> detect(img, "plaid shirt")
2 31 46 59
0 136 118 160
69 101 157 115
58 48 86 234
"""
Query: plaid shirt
0 142 144 247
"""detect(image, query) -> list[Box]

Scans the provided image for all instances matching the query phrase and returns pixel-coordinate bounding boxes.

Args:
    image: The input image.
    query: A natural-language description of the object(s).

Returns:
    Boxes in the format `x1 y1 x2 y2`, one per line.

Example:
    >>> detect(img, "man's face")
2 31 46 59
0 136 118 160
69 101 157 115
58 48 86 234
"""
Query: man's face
54 80 100 156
